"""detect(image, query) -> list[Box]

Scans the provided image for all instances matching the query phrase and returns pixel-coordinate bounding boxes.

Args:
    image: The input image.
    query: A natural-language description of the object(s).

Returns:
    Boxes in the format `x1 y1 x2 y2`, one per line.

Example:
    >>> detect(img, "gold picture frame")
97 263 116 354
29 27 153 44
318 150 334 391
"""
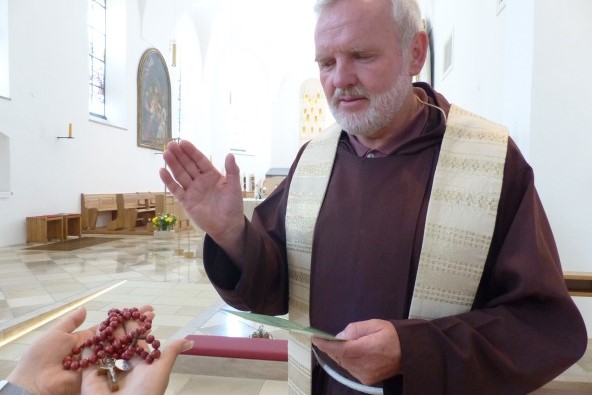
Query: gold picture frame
137 48 172 150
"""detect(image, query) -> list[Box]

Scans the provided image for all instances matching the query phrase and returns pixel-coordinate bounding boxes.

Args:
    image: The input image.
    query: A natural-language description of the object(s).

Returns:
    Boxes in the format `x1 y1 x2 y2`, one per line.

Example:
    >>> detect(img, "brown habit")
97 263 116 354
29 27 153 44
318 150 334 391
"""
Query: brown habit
203 83 587 394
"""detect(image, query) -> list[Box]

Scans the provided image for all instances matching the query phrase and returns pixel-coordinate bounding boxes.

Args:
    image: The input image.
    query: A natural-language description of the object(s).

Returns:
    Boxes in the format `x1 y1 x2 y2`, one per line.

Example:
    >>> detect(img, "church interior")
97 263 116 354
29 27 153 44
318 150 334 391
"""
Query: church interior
0 0 591 393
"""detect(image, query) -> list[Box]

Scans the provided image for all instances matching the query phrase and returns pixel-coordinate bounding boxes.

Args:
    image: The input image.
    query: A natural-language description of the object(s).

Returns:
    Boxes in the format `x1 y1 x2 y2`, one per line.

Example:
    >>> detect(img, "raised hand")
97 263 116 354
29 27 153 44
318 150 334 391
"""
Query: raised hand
312 319 402 386
159 140 246 259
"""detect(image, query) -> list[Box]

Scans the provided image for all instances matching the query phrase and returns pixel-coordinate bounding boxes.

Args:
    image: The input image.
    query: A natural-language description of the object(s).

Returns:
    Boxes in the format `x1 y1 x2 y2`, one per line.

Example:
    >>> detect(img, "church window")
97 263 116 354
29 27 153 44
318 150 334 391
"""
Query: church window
0 0 9 99
88 0 107 118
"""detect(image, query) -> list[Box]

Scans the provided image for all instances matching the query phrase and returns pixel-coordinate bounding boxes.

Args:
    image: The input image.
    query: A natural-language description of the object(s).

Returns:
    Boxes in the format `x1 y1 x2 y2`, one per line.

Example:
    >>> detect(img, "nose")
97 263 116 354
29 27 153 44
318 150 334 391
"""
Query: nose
331 60 357 89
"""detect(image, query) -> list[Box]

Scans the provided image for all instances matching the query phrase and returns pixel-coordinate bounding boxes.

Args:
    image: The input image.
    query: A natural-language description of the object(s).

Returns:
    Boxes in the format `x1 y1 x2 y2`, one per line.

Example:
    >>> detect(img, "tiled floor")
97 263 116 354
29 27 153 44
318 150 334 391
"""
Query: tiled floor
0 231 288 394
0 232 590 394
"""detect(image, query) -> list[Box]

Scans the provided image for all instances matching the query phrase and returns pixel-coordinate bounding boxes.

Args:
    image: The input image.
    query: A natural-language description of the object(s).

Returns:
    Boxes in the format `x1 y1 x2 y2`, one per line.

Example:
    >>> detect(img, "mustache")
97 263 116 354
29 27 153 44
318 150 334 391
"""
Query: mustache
332 87 370 101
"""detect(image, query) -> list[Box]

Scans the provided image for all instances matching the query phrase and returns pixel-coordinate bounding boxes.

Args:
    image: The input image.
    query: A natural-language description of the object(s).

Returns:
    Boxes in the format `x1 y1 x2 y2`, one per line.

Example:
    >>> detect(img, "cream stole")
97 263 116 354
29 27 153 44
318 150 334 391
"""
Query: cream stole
285 106 508 394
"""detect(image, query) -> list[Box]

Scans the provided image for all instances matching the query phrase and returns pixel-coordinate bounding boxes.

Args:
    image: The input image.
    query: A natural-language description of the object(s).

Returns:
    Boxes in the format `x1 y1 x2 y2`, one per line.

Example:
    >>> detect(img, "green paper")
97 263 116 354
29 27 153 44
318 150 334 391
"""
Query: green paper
223 309 342 341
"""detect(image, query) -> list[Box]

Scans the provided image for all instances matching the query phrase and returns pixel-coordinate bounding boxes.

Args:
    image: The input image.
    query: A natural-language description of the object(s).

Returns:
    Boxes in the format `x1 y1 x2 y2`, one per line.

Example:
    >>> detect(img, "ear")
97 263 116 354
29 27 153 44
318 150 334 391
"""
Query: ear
407 31 429 77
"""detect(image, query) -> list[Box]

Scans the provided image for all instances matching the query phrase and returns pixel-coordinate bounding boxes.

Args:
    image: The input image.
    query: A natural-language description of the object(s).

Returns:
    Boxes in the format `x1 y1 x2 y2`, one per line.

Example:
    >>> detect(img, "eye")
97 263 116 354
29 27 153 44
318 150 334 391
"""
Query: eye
317 58 335 70
354 52 375 61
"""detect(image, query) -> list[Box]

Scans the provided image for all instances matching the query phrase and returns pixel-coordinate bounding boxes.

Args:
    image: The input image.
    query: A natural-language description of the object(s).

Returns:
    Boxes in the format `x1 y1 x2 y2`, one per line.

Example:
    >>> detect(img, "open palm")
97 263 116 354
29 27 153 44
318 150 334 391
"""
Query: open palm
160 140 245 246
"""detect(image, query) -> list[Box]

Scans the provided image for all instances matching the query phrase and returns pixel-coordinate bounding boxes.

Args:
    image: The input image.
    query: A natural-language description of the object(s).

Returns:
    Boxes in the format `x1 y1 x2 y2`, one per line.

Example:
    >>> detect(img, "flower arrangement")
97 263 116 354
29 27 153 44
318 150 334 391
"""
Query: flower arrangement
151 213 177 231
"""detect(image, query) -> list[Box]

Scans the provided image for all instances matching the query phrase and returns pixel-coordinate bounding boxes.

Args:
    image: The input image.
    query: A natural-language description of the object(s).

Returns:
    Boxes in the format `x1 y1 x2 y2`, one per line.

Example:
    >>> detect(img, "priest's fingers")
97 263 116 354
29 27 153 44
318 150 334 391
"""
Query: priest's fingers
224 153 242 190
163 140 210 180
159 167 185 200
312 337 345 366
162 146 201 190
336 319 387 341
178 140 216 175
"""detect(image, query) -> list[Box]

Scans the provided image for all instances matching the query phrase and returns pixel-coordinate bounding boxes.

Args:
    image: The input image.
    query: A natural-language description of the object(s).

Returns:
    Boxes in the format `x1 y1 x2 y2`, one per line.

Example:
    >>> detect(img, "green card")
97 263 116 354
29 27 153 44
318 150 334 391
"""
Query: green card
222 309 342 341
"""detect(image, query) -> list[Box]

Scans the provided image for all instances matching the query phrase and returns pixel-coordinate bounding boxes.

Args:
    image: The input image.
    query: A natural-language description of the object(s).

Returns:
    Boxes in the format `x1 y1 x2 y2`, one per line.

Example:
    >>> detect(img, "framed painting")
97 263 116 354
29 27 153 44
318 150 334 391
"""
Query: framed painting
137 48 172 150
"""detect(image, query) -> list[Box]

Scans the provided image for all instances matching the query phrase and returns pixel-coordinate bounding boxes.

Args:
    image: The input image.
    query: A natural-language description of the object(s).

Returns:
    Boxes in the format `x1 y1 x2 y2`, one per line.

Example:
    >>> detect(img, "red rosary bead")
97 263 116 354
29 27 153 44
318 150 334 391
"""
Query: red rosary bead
62 306 162 371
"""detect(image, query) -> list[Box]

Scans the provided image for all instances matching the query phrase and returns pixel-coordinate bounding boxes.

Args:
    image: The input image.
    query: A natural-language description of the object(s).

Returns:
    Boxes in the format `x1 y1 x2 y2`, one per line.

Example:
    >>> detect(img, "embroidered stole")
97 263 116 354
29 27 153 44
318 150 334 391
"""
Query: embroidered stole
285 106 508 394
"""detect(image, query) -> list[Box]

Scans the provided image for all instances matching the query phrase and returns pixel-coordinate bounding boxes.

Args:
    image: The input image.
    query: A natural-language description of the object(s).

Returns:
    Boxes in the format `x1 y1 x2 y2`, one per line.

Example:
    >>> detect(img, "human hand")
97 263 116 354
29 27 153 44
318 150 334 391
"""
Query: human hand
159 140 246 253
312 319 402 385
80 305 193 395
7 307 96 395
80 338 192 395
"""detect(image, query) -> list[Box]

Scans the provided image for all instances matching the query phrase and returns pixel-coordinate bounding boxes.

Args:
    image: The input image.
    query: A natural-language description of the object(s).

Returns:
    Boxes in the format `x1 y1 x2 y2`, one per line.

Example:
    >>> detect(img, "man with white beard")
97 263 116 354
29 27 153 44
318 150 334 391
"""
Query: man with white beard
160 0 587 393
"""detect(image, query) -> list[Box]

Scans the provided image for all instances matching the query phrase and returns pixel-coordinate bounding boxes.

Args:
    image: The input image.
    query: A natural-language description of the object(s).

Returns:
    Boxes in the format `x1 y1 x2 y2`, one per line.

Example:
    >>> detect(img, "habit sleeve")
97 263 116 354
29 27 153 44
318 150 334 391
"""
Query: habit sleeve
203 151 298 315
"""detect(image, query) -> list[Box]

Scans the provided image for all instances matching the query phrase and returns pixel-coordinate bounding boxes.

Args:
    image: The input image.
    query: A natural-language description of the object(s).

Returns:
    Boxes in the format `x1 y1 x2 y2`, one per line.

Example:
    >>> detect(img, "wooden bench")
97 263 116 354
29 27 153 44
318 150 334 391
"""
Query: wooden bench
155 194 191 230
26 213 81 243
107 192 161 231
564 272 592 297
81 193 117 230
26 214 64 243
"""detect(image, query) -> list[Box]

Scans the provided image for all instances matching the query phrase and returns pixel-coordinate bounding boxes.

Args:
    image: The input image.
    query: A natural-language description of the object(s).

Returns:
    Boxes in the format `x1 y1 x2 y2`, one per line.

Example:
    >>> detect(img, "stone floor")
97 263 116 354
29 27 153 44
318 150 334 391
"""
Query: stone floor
0 231 590 394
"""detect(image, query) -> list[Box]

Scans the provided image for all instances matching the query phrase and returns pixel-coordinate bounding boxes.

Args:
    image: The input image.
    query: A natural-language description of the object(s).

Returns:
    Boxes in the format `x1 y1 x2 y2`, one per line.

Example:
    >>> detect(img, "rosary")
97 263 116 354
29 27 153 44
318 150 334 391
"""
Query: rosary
62 307 162 391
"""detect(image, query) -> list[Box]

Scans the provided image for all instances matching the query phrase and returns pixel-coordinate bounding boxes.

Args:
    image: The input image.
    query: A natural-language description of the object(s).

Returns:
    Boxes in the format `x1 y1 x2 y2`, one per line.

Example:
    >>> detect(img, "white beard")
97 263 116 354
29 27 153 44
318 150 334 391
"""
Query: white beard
328 69 412 138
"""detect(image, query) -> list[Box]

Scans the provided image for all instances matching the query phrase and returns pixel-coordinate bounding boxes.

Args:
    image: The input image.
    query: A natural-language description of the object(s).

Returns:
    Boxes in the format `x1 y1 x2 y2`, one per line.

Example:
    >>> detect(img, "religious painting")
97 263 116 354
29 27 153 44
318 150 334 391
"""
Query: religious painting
137 48 172 150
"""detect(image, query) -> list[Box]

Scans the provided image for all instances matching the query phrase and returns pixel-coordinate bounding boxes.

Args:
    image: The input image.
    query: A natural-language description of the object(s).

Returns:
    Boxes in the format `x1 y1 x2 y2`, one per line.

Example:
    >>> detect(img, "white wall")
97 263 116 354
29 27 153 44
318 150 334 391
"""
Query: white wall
529 0 592 335
0 0 173 246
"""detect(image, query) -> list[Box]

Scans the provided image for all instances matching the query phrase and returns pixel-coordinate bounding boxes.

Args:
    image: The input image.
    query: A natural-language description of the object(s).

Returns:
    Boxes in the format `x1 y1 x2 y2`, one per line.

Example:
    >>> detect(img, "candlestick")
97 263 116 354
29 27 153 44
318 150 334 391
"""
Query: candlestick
68 123 73 138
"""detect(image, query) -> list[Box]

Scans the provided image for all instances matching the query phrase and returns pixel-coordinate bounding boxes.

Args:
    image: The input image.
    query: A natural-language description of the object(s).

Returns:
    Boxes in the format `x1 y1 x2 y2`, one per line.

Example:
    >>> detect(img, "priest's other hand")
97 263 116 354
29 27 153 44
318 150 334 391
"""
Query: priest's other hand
312 319 402 386
160 140 246 257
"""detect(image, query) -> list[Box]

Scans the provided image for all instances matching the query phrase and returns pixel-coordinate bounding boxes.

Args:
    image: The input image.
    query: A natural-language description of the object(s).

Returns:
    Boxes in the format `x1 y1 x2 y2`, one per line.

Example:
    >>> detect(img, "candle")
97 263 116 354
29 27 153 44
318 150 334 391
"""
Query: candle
68 123 73 138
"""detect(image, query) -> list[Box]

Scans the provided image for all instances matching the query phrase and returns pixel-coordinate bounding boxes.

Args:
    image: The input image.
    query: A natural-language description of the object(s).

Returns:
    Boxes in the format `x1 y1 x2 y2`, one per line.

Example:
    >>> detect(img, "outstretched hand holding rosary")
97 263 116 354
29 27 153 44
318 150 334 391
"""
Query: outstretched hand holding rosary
3 305 193 395
63 306 161 391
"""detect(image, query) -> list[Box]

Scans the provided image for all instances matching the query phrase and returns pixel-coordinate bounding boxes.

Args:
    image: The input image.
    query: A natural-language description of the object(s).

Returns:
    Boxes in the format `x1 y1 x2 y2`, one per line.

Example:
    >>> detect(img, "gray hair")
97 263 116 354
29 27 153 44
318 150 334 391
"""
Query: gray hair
314 0 422 49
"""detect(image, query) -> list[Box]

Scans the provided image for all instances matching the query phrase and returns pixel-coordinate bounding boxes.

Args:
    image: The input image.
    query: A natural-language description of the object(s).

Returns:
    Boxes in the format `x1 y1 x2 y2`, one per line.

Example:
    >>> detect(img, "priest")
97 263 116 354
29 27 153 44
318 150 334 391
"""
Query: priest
159 0 587 393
